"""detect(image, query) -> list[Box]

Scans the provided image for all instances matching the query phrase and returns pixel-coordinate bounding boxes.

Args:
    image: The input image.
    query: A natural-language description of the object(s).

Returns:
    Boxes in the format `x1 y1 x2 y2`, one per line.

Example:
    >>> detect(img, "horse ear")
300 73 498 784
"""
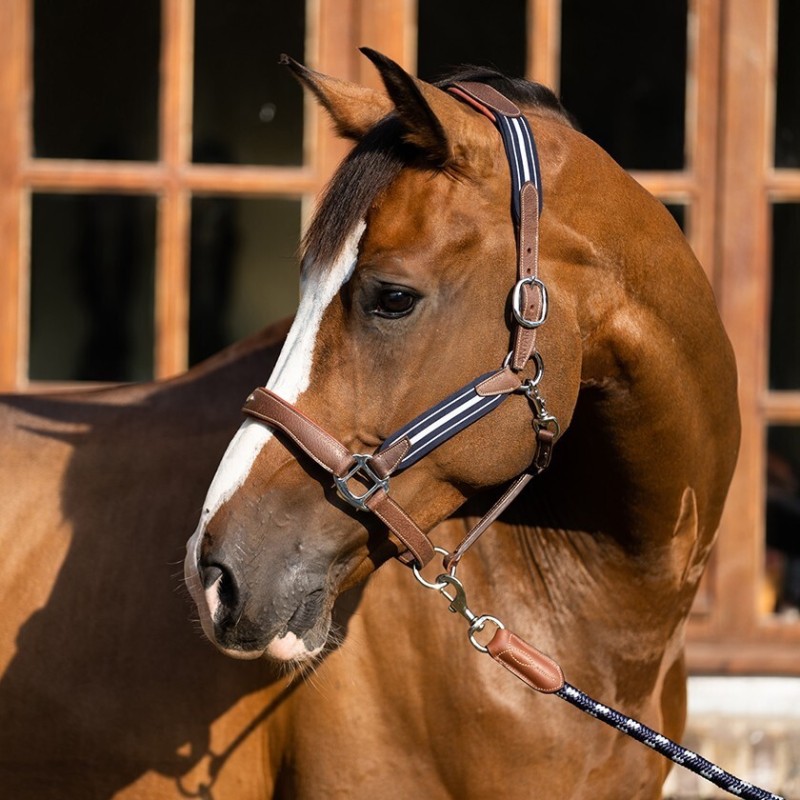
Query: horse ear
360 47 485 169
280 54 393 140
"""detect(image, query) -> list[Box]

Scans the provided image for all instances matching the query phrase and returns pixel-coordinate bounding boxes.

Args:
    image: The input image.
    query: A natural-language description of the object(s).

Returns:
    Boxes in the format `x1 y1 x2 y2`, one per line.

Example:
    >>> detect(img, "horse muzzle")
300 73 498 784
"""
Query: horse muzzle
184 522 333 662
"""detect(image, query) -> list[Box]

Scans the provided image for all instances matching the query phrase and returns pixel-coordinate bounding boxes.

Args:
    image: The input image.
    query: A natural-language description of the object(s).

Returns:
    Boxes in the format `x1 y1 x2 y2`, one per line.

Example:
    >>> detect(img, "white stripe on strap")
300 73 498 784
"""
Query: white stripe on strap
380 372 511 472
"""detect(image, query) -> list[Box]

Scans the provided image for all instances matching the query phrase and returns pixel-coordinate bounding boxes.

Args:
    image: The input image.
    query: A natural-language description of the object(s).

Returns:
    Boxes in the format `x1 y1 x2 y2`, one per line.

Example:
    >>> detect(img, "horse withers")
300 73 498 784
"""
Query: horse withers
185 50 740 798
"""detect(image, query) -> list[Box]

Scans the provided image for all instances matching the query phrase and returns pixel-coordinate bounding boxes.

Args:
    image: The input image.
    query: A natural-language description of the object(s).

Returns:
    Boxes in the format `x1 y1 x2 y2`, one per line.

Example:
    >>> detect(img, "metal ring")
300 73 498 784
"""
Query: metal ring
468 615 505 653
511 276 548 329
412 546 451 591
503 350 544 388
523 352 545 390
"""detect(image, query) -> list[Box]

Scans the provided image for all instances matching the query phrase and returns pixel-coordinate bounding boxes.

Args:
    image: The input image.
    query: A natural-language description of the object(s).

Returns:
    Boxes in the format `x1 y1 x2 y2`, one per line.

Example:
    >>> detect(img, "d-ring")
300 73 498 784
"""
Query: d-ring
412 546 451 590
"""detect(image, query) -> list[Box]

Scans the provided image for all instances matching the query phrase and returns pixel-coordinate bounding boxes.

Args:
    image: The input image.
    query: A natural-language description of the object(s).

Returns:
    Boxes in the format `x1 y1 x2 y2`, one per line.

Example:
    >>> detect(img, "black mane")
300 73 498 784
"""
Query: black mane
434 65 571 121
302 68 571 270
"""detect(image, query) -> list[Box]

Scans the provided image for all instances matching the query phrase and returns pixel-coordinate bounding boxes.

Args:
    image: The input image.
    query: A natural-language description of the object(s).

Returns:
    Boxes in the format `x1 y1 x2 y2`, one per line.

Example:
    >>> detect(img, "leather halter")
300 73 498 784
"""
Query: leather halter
242 82 559 569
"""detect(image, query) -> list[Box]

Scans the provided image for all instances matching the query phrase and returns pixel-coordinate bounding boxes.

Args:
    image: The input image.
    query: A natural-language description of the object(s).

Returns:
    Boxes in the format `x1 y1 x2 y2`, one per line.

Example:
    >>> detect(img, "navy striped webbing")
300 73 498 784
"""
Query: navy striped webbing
495 112 543 219
379 373 507 473
377 97 542 473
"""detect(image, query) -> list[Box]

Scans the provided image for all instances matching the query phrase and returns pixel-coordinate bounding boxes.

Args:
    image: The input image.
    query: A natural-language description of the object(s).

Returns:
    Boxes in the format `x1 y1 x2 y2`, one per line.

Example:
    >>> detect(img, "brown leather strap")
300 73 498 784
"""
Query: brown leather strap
475 367 523 397
243 388 354 475
242 388 435 567
444 472 535 570
449 81 522 118
512 181 543 372
486 628 565 693
366 491 433 566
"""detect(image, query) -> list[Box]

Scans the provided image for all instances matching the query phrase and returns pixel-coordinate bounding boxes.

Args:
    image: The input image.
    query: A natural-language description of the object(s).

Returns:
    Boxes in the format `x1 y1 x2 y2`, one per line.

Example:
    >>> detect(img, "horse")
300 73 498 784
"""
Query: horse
183 49 740 799
0 323 302 798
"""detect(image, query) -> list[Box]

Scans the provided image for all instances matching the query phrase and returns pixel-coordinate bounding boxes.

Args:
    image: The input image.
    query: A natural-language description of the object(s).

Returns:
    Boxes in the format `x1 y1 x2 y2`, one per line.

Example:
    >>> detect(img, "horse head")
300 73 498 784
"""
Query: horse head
184 50 583 661
184 50 738 674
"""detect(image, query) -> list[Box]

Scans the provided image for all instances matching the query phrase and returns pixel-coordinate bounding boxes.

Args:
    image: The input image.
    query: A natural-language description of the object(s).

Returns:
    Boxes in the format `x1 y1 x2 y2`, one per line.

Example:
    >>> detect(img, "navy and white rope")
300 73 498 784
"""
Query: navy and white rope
379 372 509 472
556 683 784 800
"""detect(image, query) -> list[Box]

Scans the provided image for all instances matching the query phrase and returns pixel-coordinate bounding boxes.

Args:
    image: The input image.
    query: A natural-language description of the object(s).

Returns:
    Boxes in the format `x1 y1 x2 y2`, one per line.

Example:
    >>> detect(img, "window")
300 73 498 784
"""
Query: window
2 0 798 674
0 0 348 388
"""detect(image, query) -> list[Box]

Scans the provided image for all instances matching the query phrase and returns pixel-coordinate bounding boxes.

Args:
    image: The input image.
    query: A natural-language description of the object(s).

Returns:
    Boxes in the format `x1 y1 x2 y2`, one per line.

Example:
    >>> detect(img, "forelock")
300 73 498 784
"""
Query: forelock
301 117 412 271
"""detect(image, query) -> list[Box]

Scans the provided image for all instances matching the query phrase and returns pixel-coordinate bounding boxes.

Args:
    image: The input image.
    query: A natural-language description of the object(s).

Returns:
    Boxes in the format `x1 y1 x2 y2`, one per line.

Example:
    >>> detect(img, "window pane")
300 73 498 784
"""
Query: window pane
664 203 687 232
765 426 800 620
193 0 305 166
29 194 156 382
769 203 800 390
33 0 159 161
560 0 687 170
417 0 526 81
189 197 301 365
775 0 800 168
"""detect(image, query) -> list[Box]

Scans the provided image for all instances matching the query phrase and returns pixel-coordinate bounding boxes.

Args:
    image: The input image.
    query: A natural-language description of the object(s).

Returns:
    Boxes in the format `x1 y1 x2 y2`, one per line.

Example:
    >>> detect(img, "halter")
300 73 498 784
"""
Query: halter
241 81 558 570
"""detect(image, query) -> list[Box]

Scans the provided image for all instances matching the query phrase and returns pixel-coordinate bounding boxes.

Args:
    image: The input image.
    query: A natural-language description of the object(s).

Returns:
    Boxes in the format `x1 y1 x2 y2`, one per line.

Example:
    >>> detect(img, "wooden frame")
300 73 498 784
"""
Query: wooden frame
0 0 412 390
1 0 797 673
528 0 722 283
689 0 800 674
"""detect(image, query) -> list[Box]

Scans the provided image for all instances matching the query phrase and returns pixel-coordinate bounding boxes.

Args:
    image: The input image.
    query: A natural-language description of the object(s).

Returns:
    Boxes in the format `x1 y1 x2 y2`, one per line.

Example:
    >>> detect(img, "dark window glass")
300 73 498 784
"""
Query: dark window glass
560 0 687 170
664 203 686 232
766 426 800 618
769 203 800 390
29 194 156 382
33 0 159 161
775 0 800 167
193 0 305 166
417 0 526 81
189 197 301 365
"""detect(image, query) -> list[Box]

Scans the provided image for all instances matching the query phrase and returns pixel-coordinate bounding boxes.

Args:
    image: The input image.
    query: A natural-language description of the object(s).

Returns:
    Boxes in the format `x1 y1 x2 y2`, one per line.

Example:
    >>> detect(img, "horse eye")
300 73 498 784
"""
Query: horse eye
375 288 417 318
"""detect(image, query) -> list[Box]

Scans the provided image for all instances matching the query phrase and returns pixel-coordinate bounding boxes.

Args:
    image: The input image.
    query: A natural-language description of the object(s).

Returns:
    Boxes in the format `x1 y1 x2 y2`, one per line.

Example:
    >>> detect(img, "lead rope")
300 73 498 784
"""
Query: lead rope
412 552 784 800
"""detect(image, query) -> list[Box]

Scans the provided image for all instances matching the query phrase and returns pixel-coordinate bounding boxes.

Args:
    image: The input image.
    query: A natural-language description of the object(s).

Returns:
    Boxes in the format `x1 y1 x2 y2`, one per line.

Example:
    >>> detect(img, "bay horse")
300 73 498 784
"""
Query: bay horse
183 50 740 799
0 324 297 798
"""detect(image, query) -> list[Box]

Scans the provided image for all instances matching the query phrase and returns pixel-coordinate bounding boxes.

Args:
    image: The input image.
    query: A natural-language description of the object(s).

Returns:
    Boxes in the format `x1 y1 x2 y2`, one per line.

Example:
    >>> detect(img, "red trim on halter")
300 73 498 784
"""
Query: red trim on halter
447 86 497 122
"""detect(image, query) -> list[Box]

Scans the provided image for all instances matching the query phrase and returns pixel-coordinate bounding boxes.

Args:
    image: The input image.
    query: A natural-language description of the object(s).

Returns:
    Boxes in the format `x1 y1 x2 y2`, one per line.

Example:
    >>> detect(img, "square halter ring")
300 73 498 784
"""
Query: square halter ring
334 454 390 511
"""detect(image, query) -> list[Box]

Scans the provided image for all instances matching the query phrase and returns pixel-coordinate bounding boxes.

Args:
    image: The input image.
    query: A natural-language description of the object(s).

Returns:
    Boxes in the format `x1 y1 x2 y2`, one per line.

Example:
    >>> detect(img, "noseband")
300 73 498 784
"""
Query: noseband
242 82 558 569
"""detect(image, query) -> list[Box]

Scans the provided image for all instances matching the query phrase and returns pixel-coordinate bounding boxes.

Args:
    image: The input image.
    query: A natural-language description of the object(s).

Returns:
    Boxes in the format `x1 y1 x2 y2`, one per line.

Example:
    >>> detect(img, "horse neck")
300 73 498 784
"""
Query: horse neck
523 151 739 581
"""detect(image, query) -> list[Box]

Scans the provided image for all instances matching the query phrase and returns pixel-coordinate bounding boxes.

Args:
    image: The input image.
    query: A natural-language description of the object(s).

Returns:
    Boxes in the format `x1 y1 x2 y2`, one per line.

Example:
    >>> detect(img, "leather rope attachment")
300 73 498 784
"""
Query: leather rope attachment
486 627 565 694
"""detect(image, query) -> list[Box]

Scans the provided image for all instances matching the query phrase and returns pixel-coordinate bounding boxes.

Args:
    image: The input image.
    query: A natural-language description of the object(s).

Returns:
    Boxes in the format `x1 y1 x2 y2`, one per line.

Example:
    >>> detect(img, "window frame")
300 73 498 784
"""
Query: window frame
0 0 410 390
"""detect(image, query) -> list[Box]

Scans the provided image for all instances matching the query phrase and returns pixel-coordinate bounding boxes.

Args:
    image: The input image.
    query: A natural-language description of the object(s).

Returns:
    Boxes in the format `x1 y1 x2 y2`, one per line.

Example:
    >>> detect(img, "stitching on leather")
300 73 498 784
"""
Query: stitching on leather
494 645 564 693
498 646 555 679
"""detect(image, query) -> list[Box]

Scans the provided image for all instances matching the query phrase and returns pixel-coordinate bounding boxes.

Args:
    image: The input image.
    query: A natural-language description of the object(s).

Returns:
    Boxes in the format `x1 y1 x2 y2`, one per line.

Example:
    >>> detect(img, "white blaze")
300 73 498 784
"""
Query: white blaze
199 219 365 521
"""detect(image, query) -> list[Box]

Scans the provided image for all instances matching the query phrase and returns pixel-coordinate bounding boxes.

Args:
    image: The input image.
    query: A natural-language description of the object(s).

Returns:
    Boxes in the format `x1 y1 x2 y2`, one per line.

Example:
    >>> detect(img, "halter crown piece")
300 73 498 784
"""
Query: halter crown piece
241 81 557 570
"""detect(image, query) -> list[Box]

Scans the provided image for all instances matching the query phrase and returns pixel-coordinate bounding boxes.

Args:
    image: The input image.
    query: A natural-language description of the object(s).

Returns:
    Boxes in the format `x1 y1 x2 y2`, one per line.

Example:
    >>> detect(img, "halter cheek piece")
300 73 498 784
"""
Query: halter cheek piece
242 82 559 570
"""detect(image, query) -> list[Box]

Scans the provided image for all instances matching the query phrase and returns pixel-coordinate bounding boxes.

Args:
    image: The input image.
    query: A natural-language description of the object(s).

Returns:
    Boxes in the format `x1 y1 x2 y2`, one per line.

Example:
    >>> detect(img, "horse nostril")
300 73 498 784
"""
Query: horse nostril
217 567 239 610
200 562 240 612
202 564 223 591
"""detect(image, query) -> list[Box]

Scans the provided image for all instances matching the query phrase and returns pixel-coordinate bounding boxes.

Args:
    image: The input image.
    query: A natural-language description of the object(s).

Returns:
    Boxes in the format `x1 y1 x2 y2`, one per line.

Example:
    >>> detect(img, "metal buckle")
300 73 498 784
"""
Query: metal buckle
511 276 548 329
334 454 390 511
